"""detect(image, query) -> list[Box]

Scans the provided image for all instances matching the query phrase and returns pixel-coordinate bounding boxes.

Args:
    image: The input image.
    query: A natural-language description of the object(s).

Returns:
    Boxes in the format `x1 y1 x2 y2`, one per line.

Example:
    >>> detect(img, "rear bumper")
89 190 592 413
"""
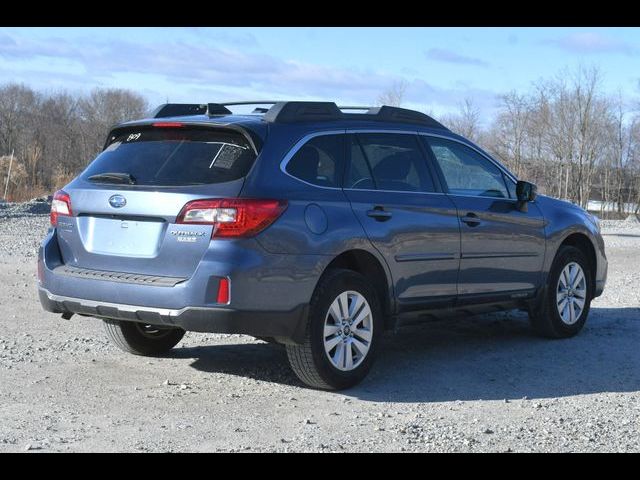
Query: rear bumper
39 287 308 343
37 228 328 344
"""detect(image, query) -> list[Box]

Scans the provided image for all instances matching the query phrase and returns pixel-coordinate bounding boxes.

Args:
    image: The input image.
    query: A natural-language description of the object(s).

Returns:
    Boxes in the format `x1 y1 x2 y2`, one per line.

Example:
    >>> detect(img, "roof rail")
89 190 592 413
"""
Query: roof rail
219 101 279 107
151 101 448 130
152 101 281 118
264 102 343 123
151 103 232 118
364 105 445 127
263 101 448 129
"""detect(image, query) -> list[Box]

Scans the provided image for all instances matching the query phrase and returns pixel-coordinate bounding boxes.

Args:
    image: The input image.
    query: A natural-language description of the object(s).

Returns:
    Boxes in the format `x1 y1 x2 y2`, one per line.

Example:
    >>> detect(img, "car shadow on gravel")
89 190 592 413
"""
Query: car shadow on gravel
171 342 303 387
353 307 640 402
173 307 640 400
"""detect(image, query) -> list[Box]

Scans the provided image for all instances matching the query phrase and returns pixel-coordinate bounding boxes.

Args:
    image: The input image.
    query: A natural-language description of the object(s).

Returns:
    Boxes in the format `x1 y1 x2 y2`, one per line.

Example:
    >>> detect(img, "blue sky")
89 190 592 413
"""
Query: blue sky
0 27 638 122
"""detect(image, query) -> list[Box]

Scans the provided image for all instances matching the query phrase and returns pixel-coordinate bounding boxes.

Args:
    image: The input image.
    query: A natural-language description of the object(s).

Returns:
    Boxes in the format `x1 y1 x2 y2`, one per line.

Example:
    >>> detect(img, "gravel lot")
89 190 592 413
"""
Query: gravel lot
0 203 638 452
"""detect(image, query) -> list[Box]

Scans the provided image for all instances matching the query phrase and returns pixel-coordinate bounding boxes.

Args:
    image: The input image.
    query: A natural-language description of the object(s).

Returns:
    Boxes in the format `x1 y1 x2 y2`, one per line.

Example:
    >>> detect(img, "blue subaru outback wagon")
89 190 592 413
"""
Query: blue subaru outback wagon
38 101 607 389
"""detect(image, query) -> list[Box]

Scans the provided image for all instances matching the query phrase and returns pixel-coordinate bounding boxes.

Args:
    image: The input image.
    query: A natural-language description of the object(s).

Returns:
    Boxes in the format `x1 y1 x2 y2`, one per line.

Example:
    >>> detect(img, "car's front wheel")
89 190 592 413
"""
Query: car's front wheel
103 319 185 356
286 269 382 390
529 245 592 338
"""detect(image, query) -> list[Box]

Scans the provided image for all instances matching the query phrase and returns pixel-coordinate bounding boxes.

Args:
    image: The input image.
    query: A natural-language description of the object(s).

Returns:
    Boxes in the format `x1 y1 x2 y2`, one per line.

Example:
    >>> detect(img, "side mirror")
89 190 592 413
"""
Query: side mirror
516 180 537 212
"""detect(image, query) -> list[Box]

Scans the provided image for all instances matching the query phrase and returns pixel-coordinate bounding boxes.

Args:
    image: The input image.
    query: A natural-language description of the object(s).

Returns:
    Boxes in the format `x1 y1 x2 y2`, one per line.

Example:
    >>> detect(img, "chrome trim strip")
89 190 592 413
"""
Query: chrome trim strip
395 253 457 262
461 252 540 259
278 128 519 197
41 289 225 318
343 187 444 196
345 128 419 135
446 192 538 203
279 129 346 190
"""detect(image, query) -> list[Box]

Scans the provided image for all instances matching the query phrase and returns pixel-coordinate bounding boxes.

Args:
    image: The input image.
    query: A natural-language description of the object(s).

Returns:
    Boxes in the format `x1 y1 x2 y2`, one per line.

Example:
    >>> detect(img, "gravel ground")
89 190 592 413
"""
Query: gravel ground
0 203 638 452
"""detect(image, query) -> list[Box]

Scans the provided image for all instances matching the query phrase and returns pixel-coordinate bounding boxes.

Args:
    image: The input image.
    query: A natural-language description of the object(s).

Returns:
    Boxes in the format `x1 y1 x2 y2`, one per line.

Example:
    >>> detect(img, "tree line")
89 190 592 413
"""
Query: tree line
449 67 640 217
0 84 148 201
2 66 639 218
383 67 640 218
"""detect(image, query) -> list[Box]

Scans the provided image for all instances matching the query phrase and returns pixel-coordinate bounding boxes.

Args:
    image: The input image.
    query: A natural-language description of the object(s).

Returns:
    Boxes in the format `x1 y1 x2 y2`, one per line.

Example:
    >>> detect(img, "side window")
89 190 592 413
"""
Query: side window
345 135 375 189
286 134 344 187
355 133 435 192
424 137 509 198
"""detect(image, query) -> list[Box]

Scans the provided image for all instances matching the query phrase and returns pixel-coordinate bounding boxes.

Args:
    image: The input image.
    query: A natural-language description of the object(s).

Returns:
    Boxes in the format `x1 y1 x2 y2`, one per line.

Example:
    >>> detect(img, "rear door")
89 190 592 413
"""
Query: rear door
56 125 257 278
422 135 546 297
342 132 460 310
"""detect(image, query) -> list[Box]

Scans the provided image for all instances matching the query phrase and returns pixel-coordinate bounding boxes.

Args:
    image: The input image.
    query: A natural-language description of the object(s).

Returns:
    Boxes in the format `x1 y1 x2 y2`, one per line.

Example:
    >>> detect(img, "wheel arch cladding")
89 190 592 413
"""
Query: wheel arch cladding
321 249 394 328
558 233 597 292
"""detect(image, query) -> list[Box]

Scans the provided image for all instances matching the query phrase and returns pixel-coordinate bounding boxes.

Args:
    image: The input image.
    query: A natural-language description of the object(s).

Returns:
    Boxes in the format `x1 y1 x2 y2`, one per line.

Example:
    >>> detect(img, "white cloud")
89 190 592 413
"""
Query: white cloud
0 31 501 118
544 32 637 55
425 48 489 67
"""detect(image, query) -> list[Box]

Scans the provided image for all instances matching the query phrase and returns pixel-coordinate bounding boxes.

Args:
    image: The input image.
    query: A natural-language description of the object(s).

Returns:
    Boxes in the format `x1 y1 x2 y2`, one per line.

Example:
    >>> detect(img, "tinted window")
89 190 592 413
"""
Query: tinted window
425 137 509 198
345 135 375 189
286 134 344 187
505 176 517 198
355 133 435 192
82 127 256 186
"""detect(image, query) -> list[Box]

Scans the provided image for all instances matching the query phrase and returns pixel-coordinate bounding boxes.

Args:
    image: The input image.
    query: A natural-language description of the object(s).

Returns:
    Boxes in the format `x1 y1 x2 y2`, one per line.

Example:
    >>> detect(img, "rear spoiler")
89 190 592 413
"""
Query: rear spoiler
102 121 263 155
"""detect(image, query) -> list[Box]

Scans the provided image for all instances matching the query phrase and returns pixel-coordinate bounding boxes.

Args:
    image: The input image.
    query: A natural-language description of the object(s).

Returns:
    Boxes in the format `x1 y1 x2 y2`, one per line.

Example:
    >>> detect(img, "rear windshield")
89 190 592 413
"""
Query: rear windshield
81 127 257 186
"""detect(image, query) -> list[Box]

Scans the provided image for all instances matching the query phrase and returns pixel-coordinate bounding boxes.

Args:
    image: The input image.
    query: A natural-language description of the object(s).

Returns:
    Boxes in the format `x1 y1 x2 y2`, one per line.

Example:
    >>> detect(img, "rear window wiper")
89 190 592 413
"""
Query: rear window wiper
87 172 137 185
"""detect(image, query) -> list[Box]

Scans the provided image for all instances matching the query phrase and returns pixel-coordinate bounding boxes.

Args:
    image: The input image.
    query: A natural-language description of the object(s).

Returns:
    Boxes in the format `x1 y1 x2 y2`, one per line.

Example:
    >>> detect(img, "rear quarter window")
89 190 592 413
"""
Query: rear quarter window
285 134 344 188
82 127 257 186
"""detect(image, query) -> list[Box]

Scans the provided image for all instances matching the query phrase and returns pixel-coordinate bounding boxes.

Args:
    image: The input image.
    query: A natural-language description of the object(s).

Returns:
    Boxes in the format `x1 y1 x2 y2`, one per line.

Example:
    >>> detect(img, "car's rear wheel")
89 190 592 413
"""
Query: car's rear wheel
286 269 382 390
529 245 592 338
103 319 185 356
253 336 278 344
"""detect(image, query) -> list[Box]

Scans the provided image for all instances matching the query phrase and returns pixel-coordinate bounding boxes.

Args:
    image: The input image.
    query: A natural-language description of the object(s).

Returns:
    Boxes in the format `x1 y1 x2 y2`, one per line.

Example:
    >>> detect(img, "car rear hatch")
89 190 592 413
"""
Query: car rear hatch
53 123 259 279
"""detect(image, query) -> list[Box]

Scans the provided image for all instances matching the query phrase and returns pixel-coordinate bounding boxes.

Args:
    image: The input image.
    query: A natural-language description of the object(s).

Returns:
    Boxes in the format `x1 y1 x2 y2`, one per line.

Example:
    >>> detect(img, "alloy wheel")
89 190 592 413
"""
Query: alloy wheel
556 262 587 325
323 291 373 371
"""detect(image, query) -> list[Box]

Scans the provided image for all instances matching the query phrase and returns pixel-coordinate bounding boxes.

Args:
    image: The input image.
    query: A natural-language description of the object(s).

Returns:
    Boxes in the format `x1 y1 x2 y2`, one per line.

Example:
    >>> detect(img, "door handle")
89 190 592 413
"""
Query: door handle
461 212 481 227
367 206 393 221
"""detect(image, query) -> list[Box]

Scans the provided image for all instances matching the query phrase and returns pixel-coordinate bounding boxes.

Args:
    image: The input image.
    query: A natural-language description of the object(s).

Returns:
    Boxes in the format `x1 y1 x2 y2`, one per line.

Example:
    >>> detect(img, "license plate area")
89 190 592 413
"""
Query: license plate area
77 215 166 257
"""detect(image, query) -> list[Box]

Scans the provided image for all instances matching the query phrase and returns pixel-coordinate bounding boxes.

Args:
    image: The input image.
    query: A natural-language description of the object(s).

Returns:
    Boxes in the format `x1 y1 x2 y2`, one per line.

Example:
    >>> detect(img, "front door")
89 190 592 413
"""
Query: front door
422 135 546 298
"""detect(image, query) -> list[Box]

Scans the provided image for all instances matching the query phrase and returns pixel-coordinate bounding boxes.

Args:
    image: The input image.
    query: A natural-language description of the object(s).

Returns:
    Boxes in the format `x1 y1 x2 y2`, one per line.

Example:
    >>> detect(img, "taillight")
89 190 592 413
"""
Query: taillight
176 198 287 238
50 190 72 226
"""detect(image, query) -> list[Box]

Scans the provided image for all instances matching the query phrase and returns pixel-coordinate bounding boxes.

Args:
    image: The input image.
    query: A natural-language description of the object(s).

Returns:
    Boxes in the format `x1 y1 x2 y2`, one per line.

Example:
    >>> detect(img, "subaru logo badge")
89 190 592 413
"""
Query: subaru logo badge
109 194 127 208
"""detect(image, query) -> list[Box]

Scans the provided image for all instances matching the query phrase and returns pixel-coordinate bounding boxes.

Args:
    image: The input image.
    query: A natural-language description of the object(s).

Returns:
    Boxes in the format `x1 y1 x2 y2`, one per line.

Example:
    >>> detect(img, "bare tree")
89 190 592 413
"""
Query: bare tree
486 91 531 179
442 97 482 144
1 70 638 213
0 84 148 200
78 88 148 161
376 80 408 107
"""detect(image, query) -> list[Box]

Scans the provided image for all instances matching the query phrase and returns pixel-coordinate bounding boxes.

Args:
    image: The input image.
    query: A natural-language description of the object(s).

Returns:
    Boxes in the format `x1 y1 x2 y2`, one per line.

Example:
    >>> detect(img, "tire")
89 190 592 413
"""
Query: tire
286 269 382 390
103 319 185 356
253 336 278 344
529 245 593 338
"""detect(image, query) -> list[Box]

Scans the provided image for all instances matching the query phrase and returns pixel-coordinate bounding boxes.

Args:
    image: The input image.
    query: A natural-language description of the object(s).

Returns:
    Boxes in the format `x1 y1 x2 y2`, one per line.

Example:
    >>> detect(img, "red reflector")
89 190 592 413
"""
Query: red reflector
152 122 184 128
216 278 230 304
